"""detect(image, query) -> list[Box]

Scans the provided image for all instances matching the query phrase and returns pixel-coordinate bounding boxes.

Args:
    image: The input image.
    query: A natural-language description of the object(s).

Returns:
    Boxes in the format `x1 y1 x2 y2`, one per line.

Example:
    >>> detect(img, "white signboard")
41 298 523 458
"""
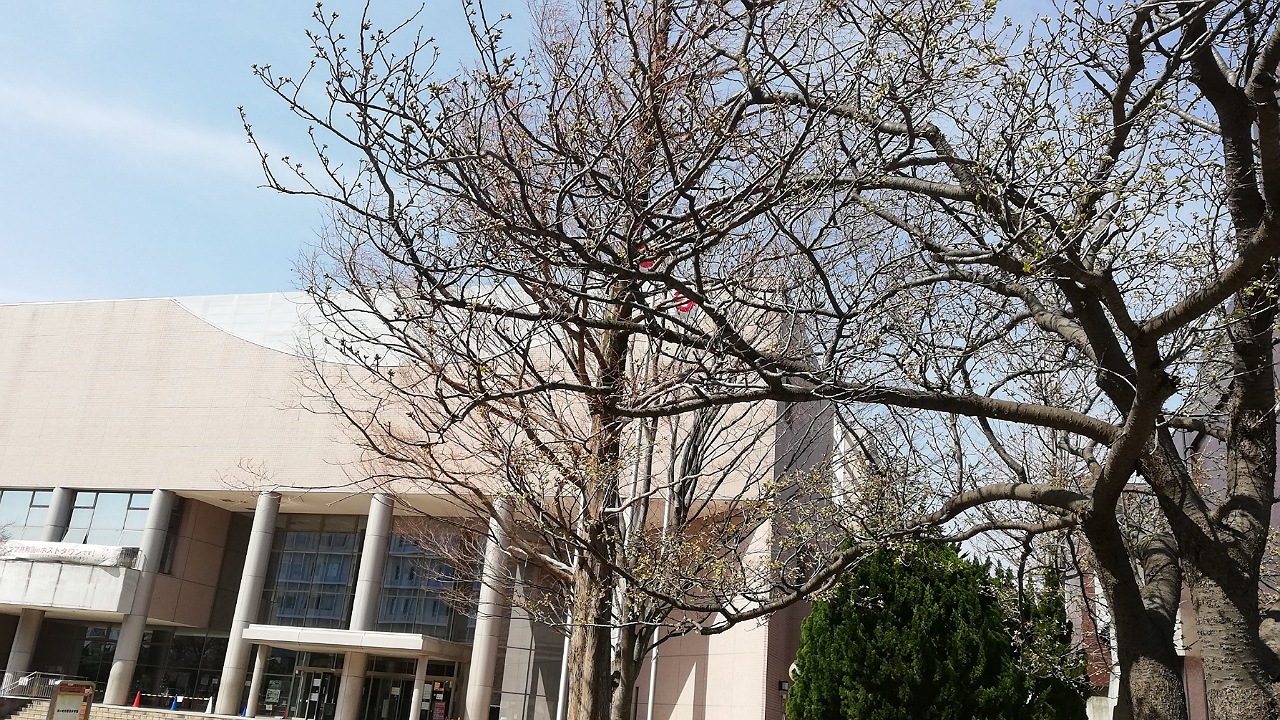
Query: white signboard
0 541 139 568
50 691 83 720
45 681 94 720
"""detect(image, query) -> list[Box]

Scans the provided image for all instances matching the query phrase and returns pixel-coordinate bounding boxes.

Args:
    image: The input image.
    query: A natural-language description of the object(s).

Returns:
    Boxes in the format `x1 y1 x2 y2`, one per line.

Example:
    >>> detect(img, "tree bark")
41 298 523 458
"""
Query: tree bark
609 624 644 720
568 556 616 720
1085 516 1188 720
569 289 633 720
1188 572 1279 720
1187 261 1280 720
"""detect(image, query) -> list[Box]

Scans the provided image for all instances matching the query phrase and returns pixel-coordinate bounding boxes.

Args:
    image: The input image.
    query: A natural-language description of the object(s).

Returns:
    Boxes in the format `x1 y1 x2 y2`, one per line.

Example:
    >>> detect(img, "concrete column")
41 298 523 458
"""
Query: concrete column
105 489 176 705
464 499 511 720
334 652 367 720
4 608 44 686
351 494 393 631
334 493 393 720
7 487 77 680
42 487 75 542
408 655 428 720
245 644 269 718
215 491 281 716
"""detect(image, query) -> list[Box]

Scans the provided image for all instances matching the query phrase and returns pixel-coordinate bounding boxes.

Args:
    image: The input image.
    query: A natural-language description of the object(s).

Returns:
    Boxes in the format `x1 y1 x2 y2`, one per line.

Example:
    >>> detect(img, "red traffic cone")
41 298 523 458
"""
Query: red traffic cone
132 692 141 707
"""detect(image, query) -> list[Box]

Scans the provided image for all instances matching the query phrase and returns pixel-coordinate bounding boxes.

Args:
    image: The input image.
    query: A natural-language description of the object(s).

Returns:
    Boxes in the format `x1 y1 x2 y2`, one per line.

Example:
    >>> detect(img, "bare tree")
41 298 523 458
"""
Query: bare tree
387 399 837 720
722 1 1280 719
250 3 868 719
250 0 1280 719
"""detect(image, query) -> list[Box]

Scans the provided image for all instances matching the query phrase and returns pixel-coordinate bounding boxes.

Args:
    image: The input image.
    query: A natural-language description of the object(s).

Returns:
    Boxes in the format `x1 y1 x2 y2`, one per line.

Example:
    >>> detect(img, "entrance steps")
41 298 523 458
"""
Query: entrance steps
90 706 241 720
0 701 245 720
0 698 45 720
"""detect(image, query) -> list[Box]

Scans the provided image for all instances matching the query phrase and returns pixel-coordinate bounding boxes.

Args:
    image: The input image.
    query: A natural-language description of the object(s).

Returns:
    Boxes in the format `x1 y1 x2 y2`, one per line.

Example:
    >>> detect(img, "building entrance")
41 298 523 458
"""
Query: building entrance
360 676 413 720
287 669 340 720
356 655 461 720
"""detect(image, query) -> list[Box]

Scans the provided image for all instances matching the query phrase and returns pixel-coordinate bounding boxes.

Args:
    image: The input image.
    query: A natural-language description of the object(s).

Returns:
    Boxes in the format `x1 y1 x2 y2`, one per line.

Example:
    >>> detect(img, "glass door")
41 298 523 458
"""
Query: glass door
288 670 339 720
360 676 413 720
423 680 453 720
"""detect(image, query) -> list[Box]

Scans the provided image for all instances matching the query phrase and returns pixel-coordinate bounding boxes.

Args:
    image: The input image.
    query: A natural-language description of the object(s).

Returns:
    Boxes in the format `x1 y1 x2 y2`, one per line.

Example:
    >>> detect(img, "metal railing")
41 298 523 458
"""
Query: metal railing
0 672 87 699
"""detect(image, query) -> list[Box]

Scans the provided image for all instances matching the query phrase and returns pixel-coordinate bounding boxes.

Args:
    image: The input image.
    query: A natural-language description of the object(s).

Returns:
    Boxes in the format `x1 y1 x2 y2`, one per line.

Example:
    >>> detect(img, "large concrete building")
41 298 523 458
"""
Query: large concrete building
0 294 808 720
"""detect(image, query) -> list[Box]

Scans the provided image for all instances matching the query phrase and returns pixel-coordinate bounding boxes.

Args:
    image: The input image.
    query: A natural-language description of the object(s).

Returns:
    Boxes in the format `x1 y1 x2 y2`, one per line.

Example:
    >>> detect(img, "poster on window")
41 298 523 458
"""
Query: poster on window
430 685 448 720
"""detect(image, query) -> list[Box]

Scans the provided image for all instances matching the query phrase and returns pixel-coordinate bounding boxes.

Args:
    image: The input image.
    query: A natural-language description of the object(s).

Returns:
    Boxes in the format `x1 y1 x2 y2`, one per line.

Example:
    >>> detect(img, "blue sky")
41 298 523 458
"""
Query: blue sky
0 1 521 303
0 1 1042 304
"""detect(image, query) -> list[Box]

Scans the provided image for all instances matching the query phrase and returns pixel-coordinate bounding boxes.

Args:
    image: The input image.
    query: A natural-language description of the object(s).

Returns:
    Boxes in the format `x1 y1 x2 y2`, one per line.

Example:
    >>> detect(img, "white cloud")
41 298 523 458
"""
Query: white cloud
0 74 261 182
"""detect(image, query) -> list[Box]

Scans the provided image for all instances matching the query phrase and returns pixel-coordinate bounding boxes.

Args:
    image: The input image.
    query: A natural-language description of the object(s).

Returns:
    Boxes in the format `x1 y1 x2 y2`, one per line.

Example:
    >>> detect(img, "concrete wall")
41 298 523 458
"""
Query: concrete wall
497 606 561 720
150 500 230 627
632 621 773 720
0 561 138 613
209 512 252 632
762 601 807 720
0 298 362 494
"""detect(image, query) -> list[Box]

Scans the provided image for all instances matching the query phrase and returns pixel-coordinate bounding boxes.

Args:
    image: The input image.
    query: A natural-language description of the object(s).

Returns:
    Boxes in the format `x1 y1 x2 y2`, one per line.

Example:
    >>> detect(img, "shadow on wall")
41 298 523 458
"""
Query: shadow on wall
636 631 708 720
500 609 565 720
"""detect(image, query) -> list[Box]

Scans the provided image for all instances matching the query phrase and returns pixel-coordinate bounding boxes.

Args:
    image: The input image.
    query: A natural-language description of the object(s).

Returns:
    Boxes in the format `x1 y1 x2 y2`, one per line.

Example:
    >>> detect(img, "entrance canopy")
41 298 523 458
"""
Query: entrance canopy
242 624 471 662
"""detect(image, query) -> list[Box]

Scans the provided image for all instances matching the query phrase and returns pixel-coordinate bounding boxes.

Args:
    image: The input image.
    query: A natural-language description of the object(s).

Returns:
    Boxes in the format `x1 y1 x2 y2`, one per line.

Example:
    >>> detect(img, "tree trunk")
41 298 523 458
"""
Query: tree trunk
1108 583 1188 720
1189 263 1280 720
609 624 644 720
1085 517 1188 720
1123 656 1188 720
568 556 615 720
571 302 632 720
1188 573 1279 719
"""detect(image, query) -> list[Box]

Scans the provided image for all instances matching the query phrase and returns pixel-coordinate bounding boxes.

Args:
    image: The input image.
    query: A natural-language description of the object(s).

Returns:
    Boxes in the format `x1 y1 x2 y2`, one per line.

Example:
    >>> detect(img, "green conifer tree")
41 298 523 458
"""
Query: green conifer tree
786 544 1087 720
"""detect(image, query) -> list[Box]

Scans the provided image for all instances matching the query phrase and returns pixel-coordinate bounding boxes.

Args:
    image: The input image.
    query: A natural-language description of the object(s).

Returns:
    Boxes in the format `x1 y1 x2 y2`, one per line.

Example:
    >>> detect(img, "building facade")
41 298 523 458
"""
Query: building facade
0 294 807 720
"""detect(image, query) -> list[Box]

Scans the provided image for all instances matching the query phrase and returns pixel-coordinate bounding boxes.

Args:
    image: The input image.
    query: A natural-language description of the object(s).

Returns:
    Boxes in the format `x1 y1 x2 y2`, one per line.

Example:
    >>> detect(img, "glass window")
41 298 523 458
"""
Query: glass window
21 491 51 538
86 528 119 545
261 515 362 629
0 489 55 541
283 531 318 552
315 594 337 614
373 531 472 636
129 628 232 706
277 592 303 617
0 491 32 526
283 515 323 532
65 491 156 546
159 498 186 575
124 508 148 530
91 494 129 528
25 507 47 530
424 662 455 677
69 507 93 528
322 516 359 533
317 556 352 584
